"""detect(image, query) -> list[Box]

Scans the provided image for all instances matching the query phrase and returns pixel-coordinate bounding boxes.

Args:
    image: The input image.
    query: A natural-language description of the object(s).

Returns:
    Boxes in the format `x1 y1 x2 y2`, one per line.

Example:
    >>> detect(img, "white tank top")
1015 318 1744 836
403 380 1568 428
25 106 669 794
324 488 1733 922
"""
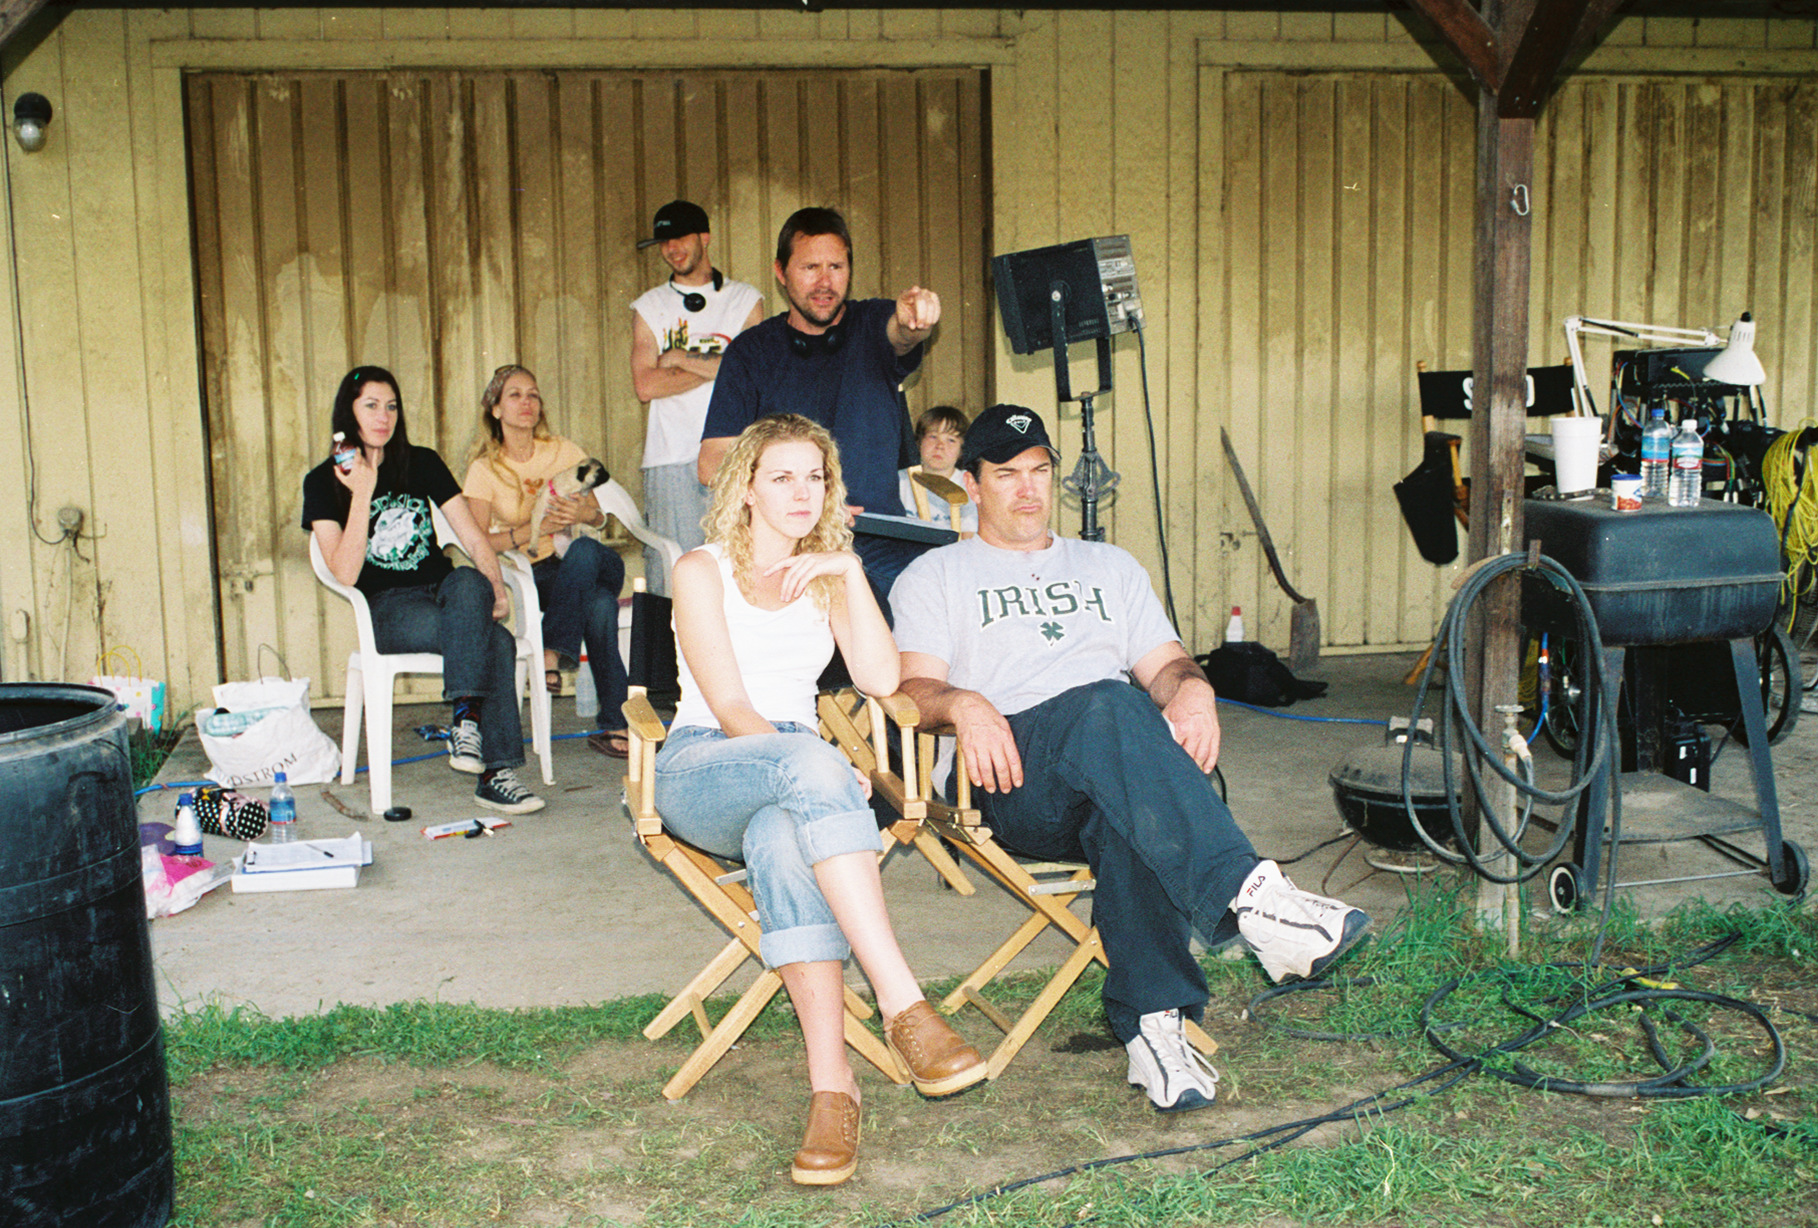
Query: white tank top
670 543 834 732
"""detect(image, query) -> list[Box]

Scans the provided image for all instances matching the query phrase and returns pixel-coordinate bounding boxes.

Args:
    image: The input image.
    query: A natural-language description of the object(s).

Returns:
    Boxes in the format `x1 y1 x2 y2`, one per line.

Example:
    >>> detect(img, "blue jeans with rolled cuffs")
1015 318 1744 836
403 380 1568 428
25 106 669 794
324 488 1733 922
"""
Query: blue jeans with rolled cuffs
367 567 524 770
653 722 883 969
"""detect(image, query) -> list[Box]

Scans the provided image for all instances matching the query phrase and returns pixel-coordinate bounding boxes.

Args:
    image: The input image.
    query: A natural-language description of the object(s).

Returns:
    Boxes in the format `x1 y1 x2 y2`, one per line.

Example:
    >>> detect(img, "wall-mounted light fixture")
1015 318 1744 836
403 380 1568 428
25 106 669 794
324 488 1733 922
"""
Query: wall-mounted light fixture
12 93 52 153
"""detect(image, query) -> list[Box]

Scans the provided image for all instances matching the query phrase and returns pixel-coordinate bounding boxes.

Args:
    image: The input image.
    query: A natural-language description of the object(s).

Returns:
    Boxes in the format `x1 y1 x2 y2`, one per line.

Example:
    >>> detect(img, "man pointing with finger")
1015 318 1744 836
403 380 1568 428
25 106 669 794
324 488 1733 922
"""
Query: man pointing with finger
700 206 940 600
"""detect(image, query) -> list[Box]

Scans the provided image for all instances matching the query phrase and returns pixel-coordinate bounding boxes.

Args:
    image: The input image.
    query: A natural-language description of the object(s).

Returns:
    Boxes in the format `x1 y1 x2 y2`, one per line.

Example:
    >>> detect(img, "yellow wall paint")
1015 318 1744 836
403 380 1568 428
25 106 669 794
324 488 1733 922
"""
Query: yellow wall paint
0 8 1813 709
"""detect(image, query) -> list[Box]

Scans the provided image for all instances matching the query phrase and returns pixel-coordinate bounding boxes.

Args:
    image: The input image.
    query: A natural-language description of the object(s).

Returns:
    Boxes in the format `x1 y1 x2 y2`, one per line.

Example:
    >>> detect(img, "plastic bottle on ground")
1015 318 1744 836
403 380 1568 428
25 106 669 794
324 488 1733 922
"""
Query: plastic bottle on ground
1225 606 1245 644
1667 419 1703 507
172 792 204 857
1640 407 1673 499
268 771 297 843
574 650 598 720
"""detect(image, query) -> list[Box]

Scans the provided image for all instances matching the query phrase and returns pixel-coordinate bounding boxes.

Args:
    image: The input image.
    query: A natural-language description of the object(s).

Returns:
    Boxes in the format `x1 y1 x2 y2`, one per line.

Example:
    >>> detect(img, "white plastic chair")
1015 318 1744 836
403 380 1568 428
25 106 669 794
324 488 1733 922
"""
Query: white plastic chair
309 504 553 812
593 476 682 589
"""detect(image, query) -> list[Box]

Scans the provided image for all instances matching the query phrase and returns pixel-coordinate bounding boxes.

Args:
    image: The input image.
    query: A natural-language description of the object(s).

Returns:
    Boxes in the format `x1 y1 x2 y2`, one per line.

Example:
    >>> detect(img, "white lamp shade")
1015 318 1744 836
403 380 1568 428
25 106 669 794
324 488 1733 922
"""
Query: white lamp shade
1704 312 1767 386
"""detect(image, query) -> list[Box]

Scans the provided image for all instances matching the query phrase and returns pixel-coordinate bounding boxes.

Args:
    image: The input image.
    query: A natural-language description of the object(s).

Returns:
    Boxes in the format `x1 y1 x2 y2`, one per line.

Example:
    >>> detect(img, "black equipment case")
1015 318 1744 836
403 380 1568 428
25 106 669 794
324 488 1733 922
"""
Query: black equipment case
1521 498 1781 647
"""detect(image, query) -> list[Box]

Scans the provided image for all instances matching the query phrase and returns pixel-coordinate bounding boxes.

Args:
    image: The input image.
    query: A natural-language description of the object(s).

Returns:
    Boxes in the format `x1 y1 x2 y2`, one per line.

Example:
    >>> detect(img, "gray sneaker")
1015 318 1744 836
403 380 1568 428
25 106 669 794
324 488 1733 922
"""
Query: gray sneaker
475 767 544 815
1232 859 1370 983
447 719 483 774
1125 1009 1220 1112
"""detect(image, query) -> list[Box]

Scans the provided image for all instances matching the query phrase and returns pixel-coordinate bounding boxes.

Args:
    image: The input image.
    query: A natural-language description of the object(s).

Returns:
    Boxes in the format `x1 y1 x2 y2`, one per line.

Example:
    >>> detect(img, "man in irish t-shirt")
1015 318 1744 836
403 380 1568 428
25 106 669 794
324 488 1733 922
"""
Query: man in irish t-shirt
893 404 1369 1115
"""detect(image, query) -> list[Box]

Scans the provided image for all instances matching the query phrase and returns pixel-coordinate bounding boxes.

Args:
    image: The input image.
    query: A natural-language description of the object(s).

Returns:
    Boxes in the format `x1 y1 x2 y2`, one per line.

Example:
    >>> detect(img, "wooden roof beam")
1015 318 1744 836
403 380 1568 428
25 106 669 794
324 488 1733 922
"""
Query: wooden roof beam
0 0 50 49
1499 0 1623 117
1406 0 1504 93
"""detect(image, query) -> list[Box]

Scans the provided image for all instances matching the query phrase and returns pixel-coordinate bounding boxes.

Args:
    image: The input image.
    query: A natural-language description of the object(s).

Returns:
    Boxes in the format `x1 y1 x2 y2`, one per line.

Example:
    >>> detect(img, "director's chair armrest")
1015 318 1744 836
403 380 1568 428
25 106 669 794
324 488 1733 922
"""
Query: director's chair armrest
623 691 668 839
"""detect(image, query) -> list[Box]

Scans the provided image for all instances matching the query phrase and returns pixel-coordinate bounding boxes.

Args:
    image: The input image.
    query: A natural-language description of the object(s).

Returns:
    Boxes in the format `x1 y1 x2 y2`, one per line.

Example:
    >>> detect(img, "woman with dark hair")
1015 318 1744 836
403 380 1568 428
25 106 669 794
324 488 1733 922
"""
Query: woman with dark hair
655 413 985 1187
302 365 545 814
462 364 629 758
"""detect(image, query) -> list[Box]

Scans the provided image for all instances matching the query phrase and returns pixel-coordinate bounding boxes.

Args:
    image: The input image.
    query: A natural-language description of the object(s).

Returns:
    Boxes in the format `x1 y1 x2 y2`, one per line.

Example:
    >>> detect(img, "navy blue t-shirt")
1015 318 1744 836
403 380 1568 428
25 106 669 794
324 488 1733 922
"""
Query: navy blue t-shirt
702 298 922 515
301 446 460 597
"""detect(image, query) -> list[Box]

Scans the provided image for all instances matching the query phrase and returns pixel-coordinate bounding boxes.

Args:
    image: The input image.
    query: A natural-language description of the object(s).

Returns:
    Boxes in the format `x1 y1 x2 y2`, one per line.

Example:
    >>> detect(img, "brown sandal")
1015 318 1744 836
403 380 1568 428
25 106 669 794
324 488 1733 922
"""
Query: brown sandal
544 669 565 696
586 729 630 759
791 1091 859 1186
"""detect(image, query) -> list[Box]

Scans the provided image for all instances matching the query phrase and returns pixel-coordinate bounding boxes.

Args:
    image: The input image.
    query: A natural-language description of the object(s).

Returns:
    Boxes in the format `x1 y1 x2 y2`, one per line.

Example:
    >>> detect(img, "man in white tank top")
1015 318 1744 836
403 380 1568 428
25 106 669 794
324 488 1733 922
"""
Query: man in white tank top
631 200 764 596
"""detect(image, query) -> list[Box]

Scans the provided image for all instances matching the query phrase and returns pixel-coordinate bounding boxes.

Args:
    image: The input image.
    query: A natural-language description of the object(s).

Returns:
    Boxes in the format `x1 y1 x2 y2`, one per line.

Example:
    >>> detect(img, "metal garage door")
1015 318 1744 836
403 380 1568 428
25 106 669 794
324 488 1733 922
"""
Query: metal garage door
187 68 989 694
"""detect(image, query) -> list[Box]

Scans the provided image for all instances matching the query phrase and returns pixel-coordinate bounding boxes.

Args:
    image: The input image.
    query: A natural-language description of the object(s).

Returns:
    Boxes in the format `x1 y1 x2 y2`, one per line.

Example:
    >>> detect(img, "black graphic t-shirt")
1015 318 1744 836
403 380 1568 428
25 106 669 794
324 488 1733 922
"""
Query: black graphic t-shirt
301 446 461 598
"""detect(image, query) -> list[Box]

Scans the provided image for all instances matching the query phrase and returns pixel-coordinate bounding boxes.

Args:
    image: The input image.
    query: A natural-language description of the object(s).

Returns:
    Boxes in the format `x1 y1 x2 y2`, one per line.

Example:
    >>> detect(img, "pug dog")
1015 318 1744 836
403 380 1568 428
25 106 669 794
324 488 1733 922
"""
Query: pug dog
529 458 609 558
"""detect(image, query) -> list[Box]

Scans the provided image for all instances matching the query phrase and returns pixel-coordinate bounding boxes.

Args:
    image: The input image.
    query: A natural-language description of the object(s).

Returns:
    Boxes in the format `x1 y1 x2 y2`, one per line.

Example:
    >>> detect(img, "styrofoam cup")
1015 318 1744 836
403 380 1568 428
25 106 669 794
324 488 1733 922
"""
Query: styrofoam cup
1552 415 1602 495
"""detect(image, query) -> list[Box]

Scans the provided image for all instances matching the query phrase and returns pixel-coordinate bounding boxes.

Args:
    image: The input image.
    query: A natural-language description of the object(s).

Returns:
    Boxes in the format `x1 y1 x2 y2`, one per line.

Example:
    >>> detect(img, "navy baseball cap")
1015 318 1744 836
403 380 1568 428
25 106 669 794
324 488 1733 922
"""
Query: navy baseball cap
959 404 1061 471
637 200 711 249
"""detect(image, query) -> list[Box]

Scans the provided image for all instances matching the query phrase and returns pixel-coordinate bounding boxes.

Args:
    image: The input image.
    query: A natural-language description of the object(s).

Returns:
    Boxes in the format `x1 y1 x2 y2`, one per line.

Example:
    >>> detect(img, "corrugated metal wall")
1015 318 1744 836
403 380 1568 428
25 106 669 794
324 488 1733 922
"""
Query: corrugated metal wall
1199 70 1818 655
185 68 987 692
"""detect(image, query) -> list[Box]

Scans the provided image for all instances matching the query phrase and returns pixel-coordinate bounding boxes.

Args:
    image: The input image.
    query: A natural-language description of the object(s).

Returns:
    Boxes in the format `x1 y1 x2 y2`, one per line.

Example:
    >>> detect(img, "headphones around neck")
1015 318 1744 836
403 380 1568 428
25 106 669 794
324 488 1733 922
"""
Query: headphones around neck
669 268 725 312
787 319 847 356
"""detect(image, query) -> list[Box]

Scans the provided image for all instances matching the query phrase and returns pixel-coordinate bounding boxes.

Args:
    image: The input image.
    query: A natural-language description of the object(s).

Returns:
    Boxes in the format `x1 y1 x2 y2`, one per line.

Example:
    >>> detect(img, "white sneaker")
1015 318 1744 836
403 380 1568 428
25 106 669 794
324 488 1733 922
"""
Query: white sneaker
1125 1009 1220 1113
1232 859 1370 983
447 719 484 774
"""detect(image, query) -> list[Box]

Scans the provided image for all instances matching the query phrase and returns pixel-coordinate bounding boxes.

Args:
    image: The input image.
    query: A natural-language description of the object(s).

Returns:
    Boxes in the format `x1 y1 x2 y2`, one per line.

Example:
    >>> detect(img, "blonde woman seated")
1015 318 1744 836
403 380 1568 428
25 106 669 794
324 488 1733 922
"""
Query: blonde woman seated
654 413 985 1186
462 364 629 758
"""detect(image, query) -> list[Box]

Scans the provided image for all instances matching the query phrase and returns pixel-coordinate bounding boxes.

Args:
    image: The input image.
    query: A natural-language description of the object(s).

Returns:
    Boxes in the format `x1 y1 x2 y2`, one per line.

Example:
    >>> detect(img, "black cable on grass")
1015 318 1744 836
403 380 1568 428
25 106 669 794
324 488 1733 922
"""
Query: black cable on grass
893 1058 1480 1225
898 934 1789 1225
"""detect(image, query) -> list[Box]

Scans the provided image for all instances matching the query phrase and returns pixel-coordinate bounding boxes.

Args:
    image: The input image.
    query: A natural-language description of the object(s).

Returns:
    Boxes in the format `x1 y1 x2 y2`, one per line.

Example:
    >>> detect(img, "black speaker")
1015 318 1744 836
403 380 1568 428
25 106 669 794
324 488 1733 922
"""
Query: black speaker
788 320 847 356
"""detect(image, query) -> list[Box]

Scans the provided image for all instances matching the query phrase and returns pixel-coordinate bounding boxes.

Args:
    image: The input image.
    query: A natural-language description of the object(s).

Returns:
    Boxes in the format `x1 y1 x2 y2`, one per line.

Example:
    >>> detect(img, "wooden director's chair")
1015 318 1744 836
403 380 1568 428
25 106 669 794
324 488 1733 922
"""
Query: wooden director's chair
622 688 926 1100
901 724 1219 1081
905 466 973 535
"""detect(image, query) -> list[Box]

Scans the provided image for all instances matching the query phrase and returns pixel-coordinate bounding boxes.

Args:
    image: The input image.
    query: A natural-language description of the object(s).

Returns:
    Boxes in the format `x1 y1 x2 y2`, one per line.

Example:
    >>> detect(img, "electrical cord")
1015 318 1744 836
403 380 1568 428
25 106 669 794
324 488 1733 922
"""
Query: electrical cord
1131 322 1179 630
1401 551 1615 889
898 933 1789 1225
1216 696 1387 725
1762 421 1818 631
132 731 597 796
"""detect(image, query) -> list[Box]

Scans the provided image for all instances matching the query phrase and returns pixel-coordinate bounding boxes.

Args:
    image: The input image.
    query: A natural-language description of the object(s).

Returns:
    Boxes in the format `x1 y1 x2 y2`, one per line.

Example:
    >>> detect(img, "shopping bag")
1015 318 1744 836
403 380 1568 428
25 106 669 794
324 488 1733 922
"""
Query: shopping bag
90 647 166 732
196 675 340 788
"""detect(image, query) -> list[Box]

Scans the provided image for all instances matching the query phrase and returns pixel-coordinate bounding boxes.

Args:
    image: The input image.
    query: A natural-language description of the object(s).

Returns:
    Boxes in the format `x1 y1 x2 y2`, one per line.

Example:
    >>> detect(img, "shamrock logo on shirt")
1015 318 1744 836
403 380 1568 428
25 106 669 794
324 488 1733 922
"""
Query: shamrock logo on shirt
1040 620 1065 643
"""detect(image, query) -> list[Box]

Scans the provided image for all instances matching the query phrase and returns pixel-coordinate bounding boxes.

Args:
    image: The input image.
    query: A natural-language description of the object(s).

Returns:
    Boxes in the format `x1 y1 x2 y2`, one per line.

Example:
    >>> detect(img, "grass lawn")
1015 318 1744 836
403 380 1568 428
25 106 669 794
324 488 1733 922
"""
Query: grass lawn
163 884 1818 1227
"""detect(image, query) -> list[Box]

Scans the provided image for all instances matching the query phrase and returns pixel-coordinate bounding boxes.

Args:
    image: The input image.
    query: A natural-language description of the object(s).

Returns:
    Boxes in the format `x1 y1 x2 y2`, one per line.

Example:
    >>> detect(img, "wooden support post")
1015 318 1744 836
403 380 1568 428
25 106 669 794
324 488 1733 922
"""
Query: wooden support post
1466 102 1533 931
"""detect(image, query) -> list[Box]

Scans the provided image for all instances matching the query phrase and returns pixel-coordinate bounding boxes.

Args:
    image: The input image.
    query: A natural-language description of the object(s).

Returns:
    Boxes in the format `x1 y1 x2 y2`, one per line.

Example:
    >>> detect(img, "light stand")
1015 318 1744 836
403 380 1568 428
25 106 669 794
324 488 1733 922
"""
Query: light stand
1047 283 1119 541
993 237 1143 543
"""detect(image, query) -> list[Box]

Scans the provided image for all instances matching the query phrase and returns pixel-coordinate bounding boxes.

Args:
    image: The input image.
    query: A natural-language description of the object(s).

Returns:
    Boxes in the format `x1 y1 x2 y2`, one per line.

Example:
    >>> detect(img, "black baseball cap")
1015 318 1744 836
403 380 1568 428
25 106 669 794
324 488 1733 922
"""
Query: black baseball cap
637 200 711 249
959 404 1061 471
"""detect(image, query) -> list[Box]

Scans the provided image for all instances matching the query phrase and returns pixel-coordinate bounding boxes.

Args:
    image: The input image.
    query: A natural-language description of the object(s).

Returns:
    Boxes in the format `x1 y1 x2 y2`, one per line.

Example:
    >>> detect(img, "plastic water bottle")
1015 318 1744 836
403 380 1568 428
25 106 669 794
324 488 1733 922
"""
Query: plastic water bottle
172 792 204 857
1640 408 1673 499
268 772 297 843
1668 420 1703 507
574 650 598 721
1225 606 1245 644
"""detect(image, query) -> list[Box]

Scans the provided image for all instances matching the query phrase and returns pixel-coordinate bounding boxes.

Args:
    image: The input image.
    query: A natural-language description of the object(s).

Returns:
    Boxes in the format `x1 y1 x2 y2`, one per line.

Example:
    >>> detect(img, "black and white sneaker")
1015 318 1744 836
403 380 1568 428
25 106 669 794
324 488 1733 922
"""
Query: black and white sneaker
475 767 545 814
1126 1009 1220 1112
447 719 484 774
1232 859 1370 983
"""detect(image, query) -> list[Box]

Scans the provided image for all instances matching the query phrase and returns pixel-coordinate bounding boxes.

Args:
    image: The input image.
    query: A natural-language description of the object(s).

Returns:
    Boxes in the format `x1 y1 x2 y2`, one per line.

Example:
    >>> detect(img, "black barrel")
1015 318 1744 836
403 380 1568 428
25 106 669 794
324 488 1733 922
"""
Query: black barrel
0 684 172 1227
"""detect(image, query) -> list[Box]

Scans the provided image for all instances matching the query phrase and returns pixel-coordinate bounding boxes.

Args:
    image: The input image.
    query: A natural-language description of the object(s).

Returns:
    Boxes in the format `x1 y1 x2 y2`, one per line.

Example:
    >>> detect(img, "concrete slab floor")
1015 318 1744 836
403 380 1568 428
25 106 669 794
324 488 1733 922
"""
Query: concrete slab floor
143 650 1817 1021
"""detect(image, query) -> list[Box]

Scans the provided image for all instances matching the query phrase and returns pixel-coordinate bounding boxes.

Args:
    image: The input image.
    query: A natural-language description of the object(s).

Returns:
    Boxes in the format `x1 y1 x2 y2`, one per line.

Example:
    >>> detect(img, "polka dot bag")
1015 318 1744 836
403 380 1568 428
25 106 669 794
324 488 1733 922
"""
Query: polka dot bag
192 784 269 841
